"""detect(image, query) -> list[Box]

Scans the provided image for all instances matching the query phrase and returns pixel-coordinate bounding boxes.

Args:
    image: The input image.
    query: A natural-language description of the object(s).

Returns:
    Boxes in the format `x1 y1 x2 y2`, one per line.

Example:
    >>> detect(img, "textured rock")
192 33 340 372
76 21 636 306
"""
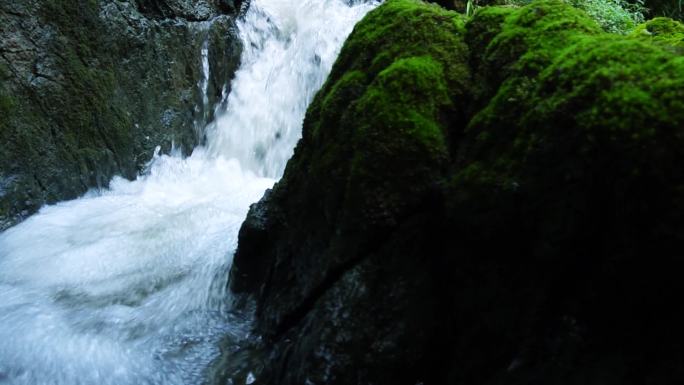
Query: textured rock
0 0 243 229
227 1 684 384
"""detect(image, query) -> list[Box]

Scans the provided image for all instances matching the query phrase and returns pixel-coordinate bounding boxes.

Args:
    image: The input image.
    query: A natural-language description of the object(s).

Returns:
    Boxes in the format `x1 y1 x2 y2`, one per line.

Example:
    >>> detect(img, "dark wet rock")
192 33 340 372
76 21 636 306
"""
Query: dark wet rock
0 0 244 229
135 0 216 20
217 0 245 14
225 1 684 384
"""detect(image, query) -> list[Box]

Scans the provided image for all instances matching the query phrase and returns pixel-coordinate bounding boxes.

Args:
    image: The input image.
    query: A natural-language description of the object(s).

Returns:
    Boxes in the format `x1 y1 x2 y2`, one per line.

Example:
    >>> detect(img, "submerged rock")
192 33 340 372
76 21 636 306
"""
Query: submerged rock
227 0 684 384
0 0 243 228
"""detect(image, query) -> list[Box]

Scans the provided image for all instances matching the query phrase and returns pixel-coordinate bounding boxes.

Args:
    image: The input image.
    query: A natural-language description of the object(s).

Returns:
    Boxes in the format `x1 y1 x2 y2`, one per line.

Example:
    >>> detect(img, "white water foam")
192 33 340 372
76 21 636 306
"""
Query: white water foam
0 1 376 384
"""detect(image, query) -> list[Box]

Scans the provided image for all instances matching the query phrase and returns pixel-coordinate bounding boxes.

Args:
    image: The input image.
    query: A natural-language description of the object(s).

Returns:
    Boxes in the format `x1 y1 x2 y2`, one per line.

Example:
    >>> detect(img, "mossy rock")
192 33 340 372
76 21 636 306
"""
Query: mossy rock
229 1 684 384
631 16 684 48
283 0 471 234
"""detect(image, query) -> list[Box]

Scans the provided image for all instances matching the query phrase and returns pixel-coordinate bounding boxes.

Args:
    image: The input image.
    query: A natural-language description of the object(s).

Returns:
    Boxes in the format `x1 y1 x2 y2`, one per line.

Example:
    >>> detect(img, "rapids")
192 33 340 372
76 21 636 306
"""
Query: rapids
0 1 376 384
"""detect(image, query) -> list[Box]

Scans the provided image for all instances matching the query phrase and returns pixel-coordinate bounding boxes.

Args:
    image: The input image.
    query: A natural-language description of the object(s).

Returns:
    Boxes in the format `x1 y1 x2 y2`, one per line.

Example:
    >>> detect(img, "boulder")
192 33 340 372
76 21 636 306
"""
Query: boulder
226 1 684 384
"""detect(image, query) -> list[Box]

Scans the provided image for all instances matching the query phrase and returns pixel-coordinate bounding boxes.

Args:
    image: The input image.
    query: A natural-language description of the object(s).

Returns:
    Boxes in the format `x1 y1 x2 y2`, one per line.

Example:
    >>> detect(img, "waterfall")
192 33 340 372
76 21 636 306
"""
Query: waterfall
0 1 376 384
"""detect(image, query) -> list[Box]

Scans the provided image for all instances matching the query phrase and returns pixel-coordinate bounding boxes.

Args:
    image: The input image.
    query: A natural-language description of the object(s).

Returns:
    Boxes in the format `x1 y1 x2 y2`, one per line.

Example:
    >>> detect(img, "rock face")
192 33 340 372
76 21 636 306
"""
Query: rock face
228 1 684 384
0 0 244 229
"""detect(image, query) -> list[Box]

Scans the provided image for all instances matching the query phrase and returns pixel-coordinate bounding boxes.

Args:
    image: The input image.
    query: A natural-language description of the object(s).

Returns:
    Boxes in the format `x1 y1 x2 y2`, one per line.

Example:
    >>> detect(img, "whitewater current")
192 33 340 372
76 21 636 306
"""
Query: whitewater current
0 1 376 384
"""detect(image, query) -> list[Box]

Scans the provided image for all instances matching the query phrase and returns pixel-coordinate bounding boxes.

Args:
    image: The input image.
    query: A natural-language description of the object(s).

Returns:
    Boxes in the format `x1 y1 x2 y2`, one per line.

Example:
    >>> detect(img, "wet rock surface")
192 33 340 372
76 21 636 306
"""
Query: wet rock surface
0 0 243 229
227 1 684 384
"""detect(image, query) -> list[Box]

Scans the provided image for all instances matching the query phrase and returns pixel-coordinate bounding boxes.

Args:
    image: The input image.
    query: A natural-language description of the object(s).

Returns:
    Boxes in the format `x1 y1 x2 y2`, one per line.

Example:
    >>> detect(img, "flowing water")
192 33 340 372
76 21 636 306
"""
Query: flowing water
0 1 376 384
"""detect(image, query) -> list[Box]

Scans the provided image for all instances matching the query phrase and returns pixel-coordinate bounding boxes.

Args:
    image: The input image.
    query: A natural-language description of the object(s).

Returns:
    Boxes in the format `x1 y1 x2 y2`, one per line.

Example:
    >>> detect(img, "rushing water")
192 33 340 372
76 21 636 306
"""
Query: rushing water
0 1 376 384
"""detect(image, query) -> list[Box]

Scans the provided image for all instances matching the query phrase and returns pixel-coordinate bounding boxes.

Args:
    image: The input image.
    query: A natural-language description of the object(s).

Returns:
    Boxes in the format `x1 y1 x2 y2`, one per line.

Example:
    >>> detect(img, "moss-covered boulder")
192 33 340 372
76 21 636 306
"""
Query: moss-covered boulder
631 16 684 48
226 1 684 384
0 0 242 229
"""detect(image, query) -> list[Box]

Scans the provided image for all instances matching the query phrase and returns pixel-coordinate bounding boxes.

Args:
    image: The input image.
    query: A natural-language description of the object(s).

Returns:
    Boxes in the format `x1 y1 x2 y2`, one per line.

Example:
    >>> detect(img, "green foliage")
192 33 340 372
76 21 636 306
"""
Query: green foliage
630 16 684 47
467 0 476 16
504 0 645 33
570 0 645 32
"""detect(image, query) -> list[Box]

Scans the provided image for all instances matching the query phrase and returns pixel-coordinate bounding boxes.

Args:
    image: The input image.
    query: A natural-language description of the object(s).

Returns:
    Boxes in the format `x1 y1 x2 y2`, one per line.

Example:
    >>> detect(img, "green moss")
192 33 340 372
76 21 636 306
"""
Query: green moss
36 0 136 181
231 1 684 382
328 1 467 203
534 36 683 130
465 6 518 110
631 17 684 47
465 5 517 59
313 70 368 141
487 0 602 76
350 56 451 182
278 0 470 233
466 0 605 144
326 0 469 99
504 0 645 33
453 3 684 259
367 56 450 119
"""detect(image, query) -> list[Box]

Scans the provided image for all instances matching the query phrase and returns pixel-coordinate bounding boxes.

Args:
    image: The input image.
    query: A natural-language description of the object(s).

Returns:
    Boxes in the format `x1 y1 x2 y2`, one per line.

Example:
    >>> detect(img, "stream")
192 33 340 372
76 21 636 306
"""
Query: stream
0 1 376 383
